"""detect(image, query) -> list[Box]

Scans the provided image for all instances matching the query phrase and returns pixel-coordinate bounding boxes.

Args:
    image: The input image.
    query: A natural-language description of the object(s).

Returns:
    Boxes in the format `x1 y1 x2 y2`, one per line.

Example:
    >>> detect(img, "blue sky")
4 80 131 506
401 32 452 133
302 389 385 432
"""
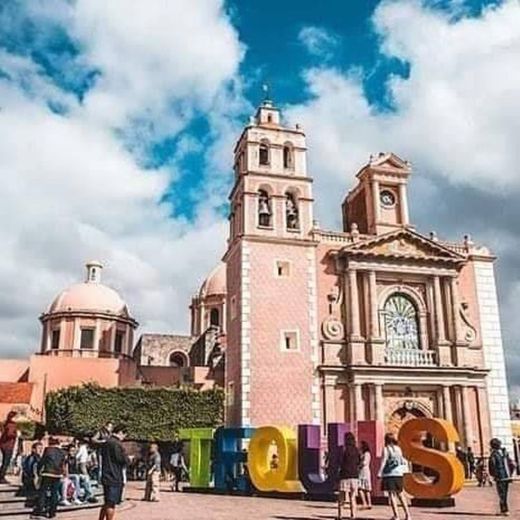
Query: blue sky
1 0 520 398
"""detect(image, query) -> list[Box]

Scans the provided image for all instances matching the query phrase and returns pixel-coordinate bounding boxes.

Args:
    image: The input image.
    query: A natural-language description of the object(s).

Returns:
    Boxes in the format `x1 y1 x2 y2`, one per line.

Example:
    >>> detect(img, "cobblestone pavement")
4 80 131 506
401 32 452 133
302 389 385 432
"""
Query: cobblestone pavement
56 481 519 520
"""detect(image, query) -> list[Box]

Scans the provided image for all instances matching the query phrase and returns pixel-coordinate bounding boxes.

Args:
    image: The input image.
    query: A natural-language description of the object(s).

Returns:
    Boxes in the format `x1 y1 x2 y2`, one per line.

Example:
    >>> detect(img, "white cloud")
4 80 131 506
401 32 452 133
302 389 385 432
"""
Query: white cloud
289 0 520 199
0 0 244 357
286 0 520 390
298 26 340 61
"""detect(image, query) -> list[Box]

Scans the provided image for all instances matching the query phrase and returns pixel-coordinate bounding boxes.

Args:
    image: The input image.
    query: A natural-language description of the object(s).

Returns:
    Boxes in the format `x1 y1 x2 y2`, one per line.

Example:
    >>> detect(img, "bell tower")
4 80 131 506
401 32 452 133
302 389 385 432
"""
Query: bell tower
224 97 320 428
342 152 412 236
228 97 314 243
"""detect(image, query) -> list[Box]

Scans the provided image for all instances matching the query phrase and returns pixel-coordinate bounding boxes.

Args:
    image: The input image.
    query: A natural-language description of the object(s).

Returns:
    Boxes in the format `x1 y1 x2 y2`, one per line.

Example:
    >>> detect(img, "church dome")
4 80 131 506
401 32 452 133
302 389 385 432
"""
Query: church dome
199 262 226 298
48 261 128 316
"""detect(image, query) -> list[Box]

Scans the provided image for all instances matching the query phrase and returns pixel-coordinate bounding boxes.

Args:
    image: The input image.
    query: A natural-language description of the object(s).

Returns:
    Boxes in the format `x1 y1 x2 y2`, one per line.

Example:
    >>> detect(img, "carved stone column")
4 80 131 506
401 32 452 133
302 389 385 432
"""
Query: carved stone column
434 275 451 366
323 376 337 428
372 180 380 224
349 269 361 338
374 383 384 425
354 383 364 422
369 270 379 338
442 385 453 423
398 183 409 226
461 385 474 448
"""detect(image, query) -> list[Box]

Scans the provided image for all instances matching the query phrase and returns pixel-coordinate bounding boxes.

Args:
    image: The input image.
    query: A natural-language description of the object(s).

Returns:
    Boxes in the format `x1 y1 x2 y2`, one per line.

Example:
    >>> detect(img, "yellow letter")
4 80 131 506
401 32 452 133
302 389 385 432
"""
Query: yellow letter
398 418 464 498
248 426 303 492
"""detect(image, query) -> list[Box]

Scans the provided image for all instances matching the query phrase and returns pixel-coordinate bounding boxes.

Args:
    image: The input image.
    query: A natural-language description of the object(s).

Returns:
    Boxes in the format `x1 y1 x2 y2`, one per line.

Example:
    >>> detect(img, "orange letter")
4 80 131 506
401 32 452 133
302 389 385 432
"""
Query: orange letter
398 418 464 498
248 426 303 492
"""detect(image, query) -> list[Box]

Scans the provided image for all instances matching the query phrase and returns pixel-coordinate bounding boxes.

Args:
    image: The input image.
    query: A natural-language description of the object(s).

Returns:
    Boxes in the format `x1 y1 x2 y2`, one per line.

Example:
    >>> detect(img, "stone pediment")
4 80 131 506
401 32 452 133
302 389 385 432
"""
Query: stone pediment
369 152 411 172
341 229 466 264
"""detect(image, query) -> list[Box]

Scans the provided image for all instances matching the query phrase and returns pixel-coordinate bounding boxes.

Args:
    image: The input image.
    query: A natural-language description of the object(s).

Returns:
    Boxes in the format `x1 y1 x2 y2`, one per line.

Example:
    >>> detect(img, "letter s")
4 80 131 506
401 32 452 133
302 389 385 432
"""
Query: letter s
398 418 464 499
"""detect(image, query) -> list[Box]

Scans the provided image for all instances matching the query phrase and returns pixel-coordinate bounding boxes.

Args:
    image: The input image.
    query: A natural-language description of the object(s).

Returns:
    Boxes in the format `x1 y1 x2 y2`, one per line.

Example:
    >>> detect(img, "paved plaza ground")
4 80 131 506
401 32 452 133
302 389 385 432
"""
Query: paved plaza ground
52 481 519 520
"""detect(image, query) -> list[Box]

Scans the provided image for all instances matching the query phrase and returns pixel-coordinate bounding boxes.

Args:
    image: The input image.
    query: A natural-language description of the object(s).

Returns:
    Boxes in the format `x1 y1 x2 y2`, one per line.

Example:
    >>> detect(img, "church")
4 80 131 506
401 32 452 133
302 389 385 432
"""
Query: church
217 97 512 455
0 98 513 455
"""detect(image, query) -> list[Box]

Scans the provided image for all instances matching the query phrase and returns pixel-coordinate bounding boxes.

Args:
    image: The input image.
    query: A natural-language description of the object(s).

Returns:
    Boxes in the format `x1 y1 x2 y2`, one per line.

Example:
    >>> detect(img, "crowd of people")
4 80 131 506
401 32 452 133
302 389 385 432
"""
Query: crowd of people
0 414 189 519
1 409 517 519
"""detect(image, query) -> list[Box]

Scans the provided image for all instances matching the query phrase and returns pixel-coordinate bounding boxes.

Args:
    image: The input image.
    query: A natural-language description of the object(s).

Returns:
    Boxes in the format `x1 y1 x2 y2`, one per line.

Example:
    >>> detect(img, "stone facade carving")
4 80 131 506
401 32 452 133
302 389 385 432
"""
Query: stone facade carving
459 302 478 343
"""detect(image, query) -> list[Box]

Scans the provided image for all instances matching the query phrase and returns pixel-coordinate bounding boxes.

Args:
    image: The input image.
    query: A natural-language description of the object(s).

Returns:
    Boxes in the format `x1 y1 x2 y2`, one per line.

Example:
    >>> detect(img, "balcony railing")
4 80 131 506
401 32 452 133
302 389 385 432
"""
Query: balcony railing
384 348 437 367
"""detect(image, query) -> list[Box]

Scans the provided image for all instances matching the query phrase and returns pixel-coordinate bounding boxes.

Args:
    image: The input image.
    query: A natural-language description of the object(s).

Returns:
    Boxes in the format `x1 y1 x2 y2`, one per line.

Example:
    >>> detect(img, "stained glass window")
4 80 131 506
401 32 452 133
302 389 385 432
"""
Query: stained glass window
384 294 419 350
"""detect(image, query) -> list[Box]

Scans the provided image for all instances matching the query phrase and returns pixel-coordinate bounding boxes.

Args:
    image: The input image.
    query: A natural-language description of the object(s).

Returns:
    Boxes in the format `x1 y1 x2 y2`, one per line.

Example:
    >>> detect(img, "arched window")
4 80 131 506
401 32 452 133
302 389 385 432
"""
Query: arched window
283 144 293 169
285 192 299 230
258 189 272 227
259 141 270 165
210 308 220 327
384 294 419 350
169 352 187 368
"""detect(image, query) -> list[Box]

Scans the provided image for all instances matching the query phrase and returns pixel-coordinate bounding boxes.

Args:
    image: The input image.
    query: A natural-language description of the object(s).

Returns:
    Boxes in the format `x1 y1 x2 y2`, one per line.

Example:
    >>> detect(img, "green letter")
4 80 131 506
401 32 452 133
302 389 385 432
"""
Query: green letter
179 428 215 488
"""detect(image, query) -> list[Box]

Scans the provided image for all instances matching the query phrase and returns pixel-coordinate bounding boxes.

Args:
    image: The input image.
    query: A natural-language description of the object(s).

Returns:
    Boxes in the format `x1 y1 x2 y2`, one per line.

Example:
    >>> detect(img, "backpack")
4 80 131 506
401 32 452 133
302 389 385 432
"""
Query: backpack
383 446 400 475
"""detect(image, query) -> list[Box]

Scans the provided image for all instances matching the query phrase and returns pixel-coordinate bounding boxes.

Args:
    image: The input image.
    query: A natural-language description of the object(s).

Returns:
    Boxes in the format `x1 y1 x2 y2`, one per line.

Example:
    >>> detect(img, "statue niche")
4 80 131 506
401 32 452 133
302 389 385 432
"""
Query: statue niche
285 192 299 230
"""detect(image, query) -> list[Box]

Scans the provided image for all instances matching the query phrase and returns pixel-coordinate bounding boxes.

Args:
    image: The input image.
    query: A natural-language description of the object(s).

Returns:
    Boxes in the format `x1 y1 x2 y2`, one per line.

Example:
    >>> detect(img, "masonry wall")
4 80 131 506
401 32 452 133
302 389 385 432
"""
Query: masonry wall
473 258 513 450
225 244 243 426
247 240 317 426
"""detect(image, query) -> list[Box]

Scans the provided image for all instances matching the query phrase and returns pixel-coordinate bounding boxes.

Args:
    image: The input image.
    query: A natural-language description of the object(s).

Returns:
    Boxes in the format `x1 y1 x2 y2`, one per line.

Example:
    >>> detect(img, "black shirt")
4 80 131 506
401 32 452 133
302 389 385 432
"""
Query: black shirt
100 436 130 486
66 454 79 475
339 445 361 479
39 446 66 478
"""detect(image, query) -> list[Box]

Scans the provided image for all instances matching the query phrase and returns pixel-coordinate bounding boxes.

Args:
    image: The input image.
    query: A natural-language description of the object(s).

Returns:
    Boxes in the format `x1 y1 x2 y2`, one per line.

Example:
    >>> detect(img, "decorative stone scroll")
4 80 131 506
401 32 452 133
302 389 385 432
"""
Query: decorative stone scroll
459 302 477 343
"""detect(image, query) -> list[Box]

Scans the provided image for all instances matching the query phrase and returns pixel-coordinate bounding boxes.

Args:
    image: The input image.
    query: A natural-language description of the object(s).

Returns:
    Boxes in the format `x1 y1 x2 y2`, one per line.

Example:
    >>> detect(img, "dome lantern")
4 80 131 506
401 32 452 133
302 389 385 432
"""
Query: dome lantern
86 260 103 284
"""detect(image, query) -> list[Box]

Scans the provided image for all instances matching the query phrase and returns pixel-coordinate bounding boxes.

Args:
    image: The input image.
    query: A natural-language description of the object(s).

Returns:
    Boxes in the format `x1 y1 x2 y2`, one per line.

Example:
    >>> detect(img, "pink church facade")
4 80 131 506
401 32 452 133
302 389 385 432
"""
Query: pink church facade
219 99 512 455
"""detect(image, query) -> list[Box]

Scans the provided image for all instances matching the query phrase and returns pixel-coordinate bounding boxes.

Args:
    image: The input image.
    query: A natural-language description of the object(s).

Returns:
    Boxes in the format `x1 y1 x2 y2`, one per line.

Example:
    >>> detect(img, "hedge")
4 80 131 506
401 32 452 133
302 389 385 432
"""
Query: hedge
45 384 224 441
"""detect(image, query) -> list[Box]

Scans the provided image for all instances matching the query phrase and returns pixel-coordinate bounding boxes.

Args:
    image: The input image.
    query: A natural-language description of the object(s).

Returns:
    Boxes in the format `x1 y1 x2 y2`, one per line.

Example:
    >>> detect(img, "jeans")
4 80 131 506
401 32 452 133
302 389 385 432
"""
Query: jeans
0 448 13 480
144 471 160 501
35 476 61 517
496 480 510 513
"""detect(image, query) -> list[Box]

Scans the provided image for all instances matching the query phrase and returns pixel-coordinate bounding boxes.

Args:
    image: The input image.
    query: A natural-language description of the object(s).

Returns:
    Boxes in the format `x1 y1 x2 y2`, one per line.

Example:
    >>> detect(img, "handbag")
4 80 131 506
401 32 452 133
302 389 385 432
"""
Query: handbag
382 447 400 474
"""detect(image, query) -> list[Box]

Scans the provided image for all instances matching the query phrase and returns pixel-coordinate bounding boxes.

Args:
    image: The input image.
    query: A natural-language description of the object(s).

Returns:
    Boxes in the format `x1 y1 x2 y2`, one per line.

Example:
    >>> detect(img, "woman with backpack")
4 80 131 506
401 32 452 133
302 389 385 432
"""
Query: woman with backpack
488 438 516 516
378 433 411 520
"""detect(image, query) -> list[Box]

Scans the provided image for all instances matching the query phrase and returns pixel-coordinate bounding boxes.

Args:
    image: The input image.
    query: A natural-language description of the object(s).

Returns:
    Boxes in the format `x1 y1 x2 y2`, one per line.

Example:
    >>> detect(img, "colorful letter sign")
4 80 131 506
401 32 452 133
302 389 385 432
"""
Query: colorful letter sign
213 426 254 491
297 423 350 494
179 427 214 488
180 418 465 500
398 418 465 498
248 426 303 492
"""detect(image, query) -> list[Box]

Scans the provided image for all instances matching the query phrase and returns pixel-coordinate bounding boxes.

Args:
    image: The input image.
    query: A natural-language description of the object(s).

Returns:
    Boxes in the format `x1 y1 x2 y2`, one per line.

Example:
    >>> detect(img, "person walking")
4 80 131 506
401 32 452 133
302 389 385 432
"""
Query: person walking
467 446 476 479
31 437 66 519
0 410 18 484
338 432 361 520
98 425 130 520
144 443 161 502
378 433 411 520
170 442 187 492
488 438 516 516
358 440 372 511
456 445 469 479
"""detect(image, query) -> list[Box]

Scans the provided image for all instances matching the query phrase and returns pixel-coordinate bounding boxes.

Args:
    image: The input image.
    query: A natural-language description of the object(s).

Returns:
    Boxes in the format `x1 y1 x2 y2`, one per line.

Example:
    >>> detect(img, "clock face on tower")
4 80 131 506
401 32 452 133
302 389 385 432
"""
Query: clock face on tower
380 189 396 208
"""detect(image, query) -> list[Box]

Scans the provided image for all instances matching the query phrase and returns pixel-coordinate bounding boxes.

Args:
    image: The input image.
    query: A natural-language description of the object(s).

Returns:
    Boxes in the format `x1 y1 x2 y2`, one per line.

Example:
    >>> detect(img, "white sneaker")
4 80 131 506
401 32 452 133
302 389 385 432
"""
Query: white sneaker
73 499 82 505
60 500 71 506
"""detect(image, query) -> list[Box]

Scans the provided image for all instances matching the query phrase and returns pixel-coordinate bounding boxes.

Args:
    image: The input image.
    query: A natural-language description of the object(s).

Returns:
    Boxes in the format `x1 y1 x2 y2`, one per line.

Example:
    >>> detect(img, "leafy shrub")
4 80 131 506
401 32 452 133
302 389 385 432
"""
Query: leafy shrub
45 384 224 441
